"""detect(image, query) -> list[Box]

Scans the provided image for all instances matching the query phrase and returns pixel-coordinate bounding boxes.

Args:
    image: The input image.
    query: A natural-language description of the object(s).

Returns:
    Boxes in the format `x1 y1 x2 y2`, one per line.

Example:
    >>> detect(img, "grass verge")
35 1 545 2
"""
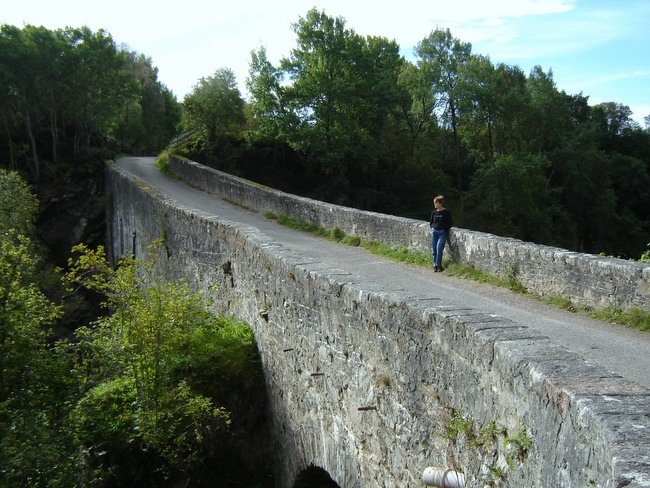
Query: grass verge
265 212 650 332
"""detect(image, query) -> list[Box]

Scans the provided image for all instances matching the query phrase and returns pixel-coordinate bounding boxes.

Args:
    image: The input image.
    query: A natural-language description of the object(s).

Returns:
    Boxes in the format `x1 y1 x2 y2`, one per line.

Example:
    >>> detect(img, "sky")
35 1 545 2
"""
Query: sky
3 0 649 125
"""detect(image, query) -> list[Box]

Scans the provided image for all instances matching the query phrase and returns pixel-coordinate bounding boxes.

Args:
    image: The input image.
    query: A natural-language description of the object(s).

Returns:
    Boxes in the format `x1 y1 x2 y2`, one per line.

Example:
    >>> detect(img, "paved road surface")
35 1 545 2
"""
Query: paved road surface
115 157 650 390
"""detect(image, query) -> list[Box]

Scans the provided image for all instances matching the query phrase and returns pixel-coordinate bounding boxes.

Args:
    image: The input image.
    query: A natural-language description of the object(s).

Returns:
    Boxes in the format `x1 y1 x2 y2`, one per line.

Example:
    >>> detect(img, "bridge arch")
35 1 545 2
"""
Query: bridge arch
292 465 340 488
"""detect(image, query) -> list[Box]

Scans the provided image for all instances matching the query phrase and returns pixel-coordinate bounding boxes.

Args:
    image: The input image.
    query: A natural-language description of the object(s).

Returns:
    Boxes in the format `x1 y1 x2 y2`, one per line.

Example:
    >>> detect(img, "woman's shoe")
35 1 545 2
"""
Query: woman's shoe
434 266 440 272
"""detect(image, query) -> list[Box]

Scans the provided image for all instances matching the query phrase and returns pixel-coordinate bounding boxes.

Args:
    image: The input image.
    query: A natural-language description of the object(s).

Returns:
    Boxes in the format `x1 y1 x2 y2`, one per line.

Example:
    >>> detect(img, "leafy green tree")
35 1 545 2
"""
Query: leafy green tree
59 26 140 157
525 66 574 153
63 243 262 485
247 9 404 204
486 64 531 155
0 168 39 240
455 54 498 164
465 153 556 242
116 51 182 155
1 24 176 179
397 61 442 156
595 101 640 136
0 25 67 178
0 236 78 487
415 28 473 193
182 67 246 162
281 10 402 174
246 45 288 143
460 59 532 161
560 146 617 253
279 8 361 176
0 170 79 487
369 60 453 218
605 152 650 257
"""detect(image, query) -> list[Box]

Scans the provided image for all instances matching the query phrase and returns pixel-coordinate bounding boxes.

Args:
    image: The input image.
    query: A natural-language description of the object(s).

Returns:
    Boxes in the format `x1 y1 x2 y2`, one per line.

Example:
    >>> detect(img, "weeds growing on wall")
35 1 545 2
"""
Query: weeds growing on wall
441 409 531 486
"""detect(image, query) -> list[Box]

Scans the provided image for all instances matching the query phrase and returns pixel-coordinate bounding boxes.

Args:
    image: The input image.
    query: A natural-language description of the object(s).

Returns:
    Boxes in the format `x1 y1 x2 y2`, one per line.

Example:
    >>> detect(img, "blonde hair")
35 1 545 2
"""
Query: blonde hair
433 195 445 205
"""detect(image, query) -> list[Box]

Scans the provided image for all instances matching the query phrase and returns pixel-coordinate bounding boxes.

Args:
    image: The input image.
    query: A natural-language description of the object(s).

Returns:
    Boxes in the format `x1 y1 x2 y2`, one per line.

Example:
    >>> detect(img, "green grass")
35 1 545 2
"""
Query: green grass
266 212 650 332
547 298 650 332
155 151 170 172
359 239 432 267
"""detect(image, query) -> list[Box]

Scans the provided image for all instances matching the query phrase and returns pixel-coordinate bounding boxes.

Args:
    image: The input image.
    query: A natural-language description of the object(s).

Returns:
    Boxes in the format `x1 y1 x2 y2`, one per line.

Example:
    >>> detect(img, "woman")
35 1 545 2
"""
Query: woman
429 195 452 272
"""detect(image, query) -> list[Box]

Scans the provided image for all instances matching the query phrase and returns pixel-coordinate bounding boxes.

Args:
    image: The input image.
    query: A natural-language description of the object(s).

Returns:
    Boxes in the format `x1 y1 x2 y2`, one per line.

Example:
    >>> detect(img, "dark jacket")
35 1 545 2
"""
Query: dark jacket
429 209 452 232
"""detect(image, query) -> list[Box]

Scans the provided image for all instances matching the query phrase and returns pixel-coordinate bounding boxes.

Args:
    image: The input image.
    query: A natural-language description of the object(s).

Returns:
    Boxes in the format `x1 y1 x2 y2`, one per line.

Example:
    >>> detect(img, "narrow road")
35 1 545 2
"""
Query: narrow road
116 157 650 390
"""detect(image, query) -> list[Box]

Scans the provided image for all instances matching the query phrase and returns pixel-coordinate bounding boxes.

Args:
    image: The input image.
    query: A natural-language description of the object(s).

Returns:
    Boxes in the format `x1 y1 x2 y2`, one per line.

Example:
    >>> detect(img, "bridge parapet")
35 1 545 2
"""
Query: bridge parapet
168 155 650 313
107 160 650 487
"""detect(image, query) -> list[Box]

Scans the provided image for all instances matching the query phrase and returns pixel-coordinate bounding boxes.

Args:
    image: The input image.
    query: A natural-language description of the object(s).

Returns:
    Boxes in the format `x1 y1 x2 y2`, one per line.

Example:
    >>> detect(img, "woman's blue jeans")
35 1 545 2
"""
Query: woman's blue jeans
431 229 447 268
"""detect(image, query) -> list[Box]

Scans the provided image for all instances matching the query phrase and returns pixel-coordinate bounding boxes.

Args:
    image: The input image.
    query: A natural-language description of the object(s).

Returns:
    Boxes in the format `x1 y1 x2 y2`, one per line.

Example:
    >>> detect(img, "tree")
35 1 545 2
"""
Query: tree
284 9 402 168
0 24 170 179
455 54 498 164
465 153 556 242
280 8 361 176
0 170 79 487
182 67 246 161
525 66 574 153
247 9 404 204
116 50 182 155
63 243 264 485
0 25 66 178
0 168 39 240
595 101 640 136
0 235 76 486
607 152 650 257
397 61 442 156
59 26 140 156
460 60 532 161
415 28 473 193
246 45 288 143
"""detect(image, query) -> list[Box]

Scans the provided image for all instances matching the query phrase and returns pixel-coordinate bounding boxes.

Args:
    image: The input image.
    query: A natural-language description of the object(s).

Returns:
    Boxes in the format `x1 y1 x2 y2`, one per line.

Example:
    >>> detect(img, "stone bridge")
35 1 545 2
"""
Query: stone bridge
106 156 650 487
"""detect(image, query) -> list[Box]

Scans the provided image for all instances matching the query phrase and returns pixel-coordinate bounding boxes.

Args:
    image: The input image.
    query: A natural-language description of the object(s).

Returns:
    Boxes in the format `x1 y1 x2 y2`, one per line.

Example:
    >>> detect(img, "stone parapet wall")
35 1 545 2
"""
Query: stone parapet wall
168 155 650 312
108 161 650 487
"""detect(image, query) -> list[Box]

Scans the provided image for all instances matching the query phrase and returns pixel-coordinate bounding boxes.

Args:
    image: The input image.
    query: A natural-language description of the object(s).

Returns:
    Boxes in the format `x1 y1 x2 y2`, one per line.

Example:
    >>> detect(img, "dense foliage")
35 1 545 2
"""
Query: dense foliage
0 170 271 487
0 24 181 182
179 9 650 259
